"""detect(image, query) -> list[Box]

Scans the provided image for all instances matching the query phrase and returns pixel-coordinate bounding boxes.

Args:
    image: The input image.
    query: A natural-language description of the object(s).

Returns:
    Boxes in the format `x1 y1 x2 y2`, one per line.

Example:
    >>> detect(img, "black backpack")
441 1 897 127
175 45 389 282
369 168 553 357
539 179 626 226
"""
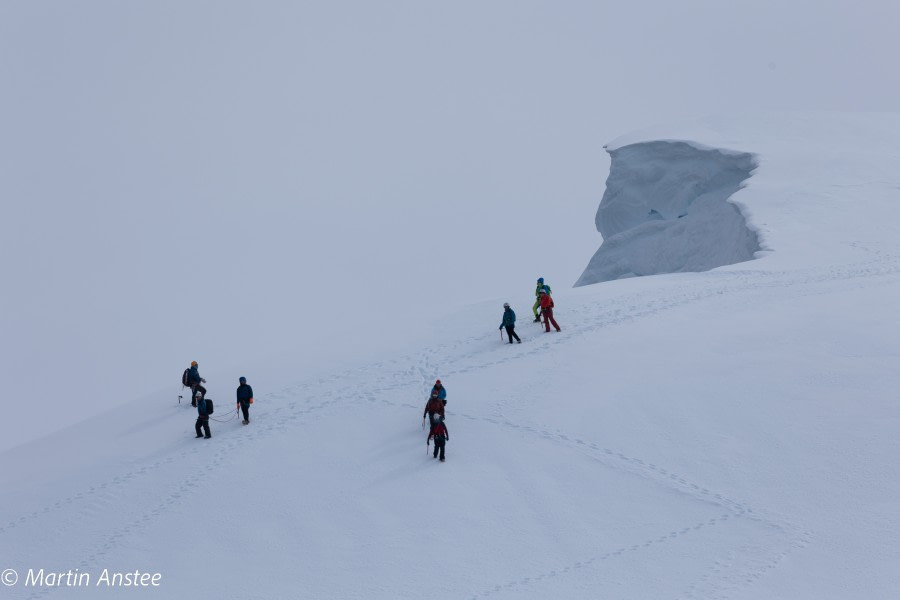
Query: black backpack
182 368 191 386
205 399 214 415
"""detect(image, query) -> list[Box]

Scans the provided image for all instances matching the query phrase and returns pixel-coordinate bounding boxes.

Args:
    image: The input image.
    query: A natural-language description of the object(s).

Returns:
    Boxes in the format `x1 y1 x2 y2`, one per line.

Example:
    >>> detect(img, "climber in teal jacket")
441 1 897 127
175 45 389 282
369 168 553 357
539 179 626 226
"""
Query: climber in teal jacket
500 302 521 343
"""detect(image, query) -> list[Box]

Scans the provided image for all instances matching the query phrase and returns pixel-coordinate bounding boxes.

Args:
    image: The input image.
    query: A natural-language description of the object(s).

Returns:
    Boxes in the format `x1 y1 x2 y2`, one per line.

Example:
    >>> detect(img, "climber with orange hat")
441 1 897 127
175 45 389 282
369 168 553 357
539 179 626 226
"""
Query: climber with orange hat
185 360 206 407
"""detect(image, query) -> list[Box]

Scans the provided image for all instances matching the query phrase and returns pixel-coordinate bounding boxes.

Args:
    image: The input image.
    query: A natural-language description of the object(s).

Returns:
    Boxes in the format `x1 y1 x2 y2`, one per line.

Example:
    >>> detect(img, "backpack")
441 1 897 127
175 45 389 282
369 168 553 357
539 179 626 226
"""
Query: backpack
182 368 191 386
205 399 214 415
427 398 444 417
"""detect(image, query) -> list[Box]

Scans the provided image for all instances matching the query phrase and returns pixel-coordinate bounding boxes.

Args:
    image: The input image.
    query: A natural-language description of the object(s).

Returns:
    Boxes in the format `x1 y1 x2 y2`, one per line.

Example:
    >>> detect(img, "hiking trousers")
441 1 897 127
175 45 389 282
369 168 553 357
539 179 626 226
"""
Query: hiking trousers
195 416 211 438
433 437 446 460
504 325 521 343
542 308 561 332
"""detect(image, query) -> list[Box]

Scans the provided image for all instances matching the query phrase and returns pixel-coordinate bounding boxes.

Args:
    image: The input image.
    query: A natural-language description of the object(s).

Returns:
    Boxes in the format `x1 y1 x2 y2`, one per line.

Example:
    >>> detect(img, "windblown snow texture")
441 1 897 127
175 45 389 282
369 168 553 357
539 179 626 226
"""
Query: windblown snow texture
576 141 760 286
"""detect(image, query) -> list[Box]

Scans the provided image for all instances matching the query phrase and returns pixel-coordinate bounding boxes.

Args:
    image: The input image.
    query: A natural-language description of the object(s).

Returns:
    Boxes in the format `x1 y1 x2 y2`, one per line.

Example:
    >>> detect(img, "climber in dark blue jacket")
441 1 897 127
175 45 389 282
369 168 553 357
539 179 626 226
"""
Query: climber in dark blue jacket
195 396 212 439
187 361 207 407
236 377 254 425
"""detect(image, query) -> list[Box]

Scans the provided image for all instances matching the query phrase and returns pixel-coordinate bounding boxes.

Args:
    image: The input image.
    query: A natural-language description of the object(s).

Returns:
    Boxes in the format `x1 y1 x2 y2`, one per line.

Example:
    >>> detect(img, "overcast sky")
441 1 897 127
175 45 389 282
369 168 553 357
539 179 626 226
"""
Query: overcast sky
2 0 898 451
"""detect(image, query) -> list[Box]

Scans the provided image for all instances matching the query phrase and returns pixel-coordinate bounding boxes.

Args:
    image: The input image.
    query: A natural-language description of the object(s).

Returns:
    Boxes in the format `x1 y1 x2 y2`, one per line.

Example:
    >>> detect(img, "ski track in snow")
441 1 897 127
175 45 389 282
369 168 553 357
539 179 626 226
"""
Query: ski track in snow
4 254 900 600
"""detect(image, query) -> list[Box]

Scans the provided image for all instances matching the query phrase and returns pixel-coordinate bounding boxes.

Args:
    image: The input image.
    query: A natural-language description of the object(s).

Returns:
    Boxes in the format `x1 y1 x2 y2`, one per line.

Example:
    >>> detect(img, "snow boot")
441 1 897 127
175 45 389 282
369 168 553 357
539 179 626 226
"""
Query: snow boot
195 434 203 438
204 435 212 439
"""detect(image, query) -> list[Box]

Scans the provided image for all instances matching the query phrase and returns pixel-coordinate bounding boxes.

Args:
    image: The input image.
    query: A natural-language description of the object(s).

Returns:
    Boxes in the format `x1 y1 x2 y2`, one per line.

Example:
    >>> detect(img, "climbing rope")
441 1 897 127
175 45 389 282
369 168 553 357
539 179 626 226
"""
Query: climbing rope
208 407 240 423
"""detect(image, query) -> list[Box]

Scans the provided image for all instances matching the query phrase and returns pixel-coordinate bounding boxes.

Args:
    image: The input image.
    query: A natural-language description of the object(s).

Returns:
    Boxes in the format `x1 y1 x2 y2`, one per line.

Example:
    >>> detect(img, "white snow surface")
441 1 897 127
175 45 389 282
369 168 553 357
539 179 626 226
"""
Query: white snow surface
3 113 900 599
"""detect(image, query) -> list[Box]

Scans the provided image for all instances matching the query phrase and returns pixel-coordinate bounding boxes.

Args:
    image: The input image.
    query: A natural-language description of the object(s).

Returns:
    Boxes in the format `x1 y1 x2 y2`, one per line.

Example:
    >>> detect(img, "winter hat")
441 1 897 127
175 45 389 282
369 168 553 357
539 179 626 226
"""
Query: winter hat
537 277 544 284
191 361 198 367
239 377 246 384
503 302 510 308
435 379 441 385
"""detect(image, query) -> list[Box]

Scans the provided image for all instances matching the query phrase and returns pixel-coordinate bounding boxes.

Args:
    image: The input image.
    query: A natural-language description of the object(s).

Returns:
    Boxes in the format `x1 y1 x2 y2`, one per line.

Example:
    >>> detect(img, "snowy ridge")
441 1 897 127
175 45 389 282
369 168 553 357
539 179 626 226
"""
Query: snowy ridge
577 141 759 285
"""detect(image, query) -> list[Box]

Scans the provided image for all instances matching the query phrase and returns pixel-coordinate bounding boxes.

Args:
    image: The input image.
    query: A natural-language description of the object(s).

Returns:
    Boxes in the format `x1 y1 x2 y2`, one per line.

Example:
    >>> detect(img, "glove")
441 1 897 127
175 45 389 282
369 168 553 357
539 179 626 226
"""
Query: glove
249 398 254 404
499 325 502 330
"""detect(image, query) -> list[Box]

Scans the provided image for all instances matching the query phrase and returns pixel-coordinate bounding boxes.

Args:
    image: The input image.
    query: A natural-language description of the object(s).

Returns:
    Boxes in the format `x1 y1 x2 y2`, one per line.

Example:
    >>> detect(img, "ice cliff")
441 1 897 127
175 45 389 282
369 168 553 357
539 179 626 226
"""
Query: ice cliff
576 140 759 286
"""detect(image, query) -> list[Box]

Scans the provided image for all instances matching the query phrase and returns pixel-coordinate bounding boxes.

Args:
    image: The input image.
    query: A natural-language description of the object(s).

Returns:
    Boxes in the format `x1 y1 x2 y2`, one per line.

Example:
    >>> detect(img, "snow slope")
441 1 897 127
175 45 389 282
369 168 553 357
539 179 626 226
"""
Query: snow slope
2 113 900 600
